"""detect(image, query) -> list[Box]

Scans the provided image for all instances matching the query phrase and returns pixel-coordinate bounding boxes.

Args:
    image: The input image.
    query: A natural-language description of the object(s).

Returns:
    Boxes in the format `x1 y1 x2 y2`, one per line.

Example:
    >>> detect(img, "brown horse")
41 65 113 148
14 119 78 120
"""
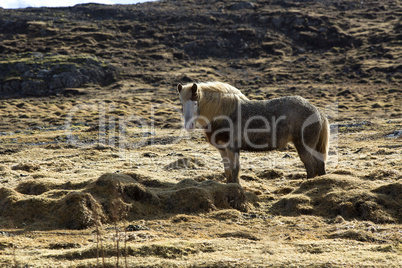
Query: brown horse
177 82 329 184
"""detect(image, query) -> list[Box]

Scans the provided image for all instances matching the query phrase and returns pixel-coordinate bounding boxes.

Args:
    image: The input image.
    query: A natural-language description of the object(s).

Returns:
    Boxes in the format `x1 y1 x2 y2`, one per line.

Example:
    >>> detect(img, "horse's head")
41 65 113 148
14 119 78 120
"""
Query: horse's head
177 83 199 132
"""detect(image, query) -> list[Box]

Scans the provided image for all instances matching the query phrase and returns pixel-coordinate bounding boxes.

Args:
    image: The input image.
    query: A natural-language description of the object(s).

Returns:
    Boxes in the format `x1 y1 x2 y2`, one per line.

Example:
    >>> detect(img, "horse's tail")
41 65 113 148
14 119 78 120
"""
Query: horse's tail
316 116 330 162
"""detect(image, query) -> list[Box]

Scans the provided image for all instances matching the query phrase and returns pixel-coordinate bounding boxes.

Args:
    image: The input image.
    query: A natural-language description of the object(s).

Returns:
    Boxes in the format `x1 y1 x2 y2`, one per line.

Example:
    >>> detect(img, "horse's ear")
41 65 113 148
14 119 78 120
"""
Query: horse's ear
177 84 183 93
191 83 198 99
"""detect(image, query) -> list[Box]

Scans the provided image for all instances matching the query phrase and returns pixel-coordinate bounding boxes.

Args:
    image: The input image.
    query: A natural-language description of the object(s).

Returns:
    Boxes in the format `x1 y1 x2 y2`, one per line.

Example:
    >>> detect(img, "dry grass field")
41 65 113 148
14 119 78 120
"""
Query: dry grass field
0 81 400 267
0 0 401 267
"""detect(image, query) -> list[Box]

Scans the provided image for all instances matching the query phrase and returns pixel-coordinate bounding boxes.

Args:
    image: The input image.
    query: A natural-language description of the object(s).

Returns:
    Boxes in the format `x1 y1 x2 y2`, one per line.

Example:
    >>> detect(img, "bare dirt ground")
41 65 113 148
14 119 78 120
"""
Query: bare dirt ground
0 0 401 267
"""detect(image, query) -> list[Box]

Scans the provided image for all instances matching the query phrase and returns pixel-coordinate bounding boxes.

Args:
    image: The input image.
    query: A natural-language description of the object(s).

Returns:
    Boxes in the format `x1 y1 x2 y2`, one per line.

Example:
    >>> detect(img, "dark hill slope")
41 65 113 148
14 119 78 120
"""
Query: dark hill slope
0 0 401 96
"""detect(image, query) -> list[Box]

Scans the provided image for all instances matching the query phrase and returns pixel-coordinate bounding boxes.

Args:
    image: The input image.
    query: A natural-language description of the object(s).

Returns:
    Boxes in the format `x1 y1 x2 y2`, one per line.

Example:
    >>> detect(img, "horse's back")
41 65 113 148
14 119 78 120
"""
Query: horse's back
234 96 325 150
242 96 320 121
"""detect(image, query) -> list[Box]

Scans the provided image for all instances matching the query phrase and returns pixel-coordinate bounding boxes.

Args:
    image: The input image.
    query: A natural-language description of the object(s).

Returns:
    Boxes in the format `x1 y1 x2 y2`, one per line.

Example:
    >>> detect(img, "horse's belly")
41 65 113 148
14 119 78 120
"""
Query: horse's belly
239 136 277 151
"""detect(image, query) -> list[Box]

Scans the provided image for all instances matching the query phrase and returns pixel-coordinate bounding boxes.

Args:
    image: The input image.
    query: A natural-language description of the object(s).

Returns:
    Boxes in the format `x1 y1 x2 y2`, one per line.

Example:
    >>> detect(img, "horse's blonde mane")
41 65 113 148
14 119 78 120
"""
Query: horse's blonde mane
180 82 249 126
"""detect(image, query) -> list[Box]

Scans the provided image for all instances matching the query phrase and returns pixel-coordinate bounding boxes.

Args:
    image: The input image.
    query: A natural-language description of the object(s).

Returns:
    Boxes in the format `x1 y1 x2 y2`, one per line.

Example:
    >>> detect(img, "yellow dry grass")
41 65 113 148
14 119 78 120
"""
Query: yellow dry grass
0 81 401 267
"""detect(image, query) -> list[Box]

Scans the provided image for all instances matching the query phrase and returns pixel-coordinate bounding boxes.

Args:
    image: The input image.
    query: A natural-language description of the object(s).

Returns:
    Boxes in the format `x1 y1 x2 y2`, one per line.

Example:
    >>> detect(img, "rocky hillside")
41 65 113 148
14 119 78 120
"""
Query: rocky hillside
0 0 401 97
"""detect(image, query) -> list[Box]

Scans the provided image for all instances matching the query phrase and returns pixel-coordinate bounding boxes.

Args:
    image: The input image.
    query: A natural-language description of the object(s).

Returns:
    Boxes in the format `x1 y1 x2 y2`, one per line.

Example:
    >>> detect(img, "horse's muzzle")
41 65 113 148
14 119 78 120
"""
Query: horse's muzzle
185 121 195 132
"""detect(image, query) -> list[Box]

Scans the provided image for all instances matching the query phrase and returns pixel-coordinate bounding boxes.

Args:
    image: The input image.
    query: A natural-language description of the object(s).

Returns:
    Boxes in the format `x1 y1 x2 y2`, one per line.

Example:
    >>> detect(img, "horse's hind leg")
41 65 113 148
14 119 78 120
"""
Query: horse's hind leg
316 159 326 176
294 141 318 178
302 155 316 178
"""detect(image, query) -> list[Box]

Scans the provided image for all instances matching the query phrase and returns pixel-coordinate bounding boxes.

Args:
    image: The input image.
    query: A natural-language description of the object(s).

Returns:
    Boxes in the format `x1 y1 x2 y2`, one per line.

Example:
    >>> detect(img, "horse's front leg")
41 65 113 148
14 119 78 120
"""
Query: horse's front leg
219 148 240 184
219 148 232 181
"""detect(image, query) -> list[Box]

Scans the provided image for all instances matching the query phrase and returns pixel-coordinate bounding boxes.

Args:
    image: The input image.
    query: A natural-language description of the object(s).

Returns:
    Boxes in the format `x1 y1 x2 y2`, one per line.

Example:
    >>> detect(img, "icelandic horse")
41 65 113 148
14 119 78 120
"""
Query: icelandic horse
177 82 329 184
